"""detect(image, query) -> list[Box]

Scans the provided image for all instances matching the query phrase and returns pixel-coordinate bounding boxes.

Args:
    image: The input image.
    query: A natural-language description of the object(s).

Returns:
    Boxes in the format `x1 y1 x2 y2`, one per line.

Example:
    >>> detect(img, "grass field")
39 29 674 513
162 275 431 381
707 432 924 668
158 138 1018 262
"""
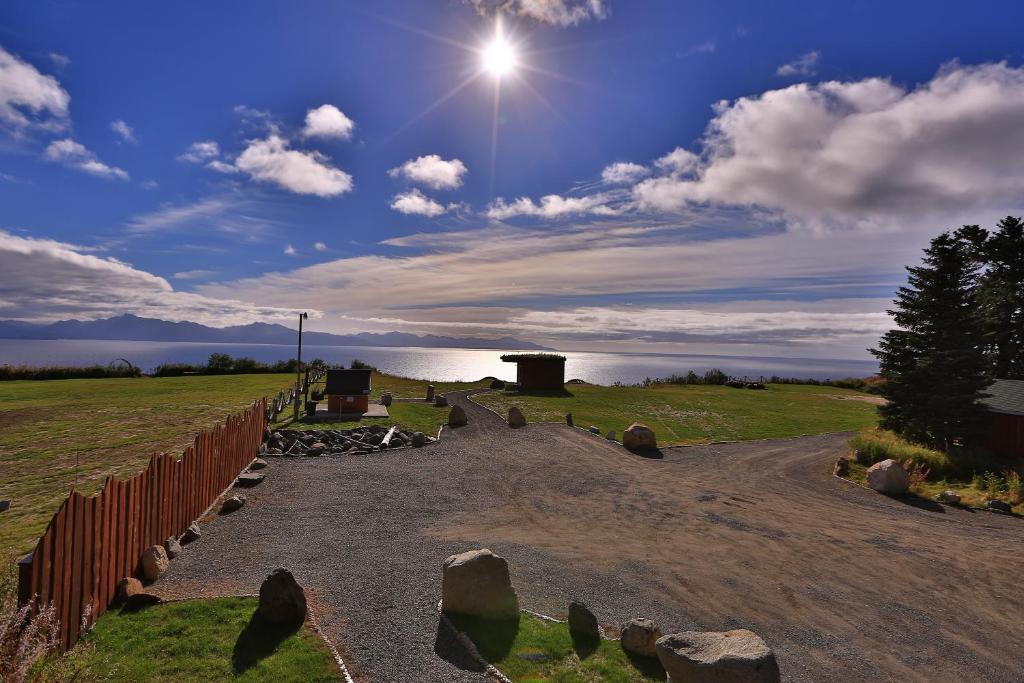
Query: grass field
448 612 665 682
39 597 339 682
474 383 880 446
0 371 485 559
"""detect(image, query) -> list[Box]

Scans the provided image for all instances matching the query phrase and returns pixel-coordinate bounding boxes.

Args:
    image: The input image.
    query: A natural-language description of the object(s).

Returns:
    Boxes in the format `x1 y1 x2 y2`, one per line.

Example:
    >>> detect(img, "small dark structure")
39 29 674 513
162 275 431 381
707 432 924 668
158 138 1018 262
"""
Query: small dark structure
324 368 372 414
501 353 566 391
982 379 1024 458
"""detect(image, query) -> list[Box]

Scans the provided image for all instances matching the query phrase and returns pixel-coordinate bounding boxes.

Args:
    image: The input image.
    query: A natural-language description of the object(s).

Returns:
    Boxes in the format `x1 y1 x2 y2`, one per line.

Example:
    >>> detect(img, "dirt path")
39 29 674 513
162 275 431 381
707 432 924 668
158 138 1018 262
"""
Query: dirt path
157 391 1023 682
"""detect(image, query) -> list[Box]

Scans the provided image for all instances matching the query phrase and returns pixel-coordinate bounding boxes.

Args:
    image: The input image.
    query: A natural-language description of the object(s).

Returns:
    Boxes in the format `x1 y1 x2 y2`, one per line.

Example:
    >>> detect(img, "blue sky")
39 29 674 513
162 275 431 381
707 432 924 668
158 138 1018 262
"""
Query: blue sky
3 0 1024 359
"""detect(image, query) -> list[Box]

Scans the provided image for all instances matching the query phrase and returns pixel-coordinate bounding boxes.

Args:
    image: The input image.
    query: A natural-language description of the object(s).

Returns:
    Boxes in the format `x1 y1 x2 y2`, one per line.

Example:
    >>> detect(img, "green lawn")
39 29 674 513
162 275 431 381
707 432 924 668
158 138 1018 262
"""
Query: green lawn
40 597 340 682
474 383 880 446
448 612 665 682
0 371 486 559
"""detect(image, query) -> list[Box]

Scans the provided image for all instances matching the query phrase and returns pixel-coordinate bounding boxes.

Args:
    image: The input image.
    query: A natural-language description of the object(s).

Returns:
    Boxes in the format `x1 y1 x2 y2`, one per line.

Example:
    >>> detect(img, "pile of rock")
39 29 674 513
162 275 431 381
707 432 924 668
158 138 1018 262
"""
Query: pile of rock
263 426 434 456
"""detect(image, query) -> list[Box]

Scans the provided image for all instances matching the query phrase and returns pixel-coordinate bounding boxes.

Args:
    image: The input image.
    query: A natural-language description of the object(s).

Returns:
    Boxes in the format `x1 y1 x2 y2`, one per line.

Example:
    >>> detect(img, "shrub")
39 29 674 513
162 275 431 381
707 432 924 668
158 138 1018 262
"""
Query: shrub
849 429 952 475
0 364 140 381
350 359 375 370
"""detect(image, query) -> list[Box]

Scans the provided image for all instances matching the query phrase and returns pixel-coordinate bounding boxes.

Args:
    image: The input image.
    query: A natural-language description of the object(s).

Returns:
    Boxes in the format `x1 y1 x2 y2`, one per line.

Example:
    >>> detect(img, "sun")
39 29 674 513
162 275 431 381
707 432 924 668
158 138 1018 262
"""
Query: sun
481 24 517 77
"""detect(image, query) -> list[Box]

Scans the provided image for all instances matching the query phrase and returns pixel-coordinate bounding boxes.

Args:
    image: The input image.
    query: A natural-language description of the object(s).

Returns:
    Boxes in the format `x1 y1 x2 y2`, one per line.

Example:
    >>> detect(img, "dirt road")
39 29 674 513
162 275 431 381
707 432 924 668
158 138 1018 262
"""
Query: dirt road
158 390 1023 682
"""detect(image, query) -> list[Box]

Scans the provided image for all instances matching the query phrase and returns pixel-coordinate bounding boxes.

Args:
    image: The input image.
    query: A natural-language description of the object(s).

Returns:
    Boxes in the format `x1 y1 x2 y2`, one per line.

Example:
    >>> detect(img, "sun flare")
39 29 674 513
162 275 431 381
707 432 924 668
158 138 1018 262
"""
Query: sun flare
481 26 517 77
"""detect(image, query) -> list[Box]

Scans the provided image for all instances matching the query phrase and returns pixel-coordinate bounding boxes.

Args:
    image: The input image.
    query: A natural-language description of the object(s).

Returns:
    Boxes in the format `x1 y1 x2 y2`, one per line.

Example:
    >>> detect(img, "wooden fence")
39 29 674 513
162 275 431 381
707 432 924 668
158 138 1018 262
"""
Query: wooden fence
17 399 267 652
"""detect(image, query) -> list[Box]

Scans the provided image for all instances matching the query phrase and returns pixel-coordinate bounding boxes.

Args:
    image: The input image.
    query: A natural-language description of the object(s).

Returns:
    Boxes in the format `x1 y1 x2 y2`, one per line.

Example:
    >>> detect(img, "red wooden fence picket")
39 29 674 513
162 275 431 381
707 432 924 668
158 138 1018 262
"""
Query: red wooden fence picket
17 399 266 652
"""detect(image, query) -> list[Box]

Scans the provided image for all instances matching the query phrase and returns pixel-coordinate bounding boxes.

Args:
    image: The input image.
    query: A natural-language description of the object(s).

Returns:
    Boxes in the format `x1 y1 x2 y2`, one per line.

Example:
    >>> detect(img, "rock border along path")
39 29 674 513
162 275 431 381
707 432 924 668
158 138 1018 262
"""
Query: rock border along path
156 389 1023 682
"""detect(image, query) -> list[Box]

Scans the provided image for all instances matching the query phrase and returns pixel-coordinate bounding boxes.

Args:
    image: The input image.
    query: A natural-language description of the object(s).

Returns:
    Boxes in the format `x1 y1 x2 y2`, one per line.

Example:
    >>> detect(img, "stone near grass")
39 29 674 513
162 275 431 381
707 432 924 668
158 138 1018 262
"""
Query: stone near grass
435 395 449 407
180 522 201 544
164 536 182 559
381 392 393 406
589 426 601 434
117 576 144 603
833 456 851 477
236 472 266 487
221 495 246 513
623 424 657 452
508 406 527 428
412 431 428 447
936 490 961 505
449 405 469 427
568 601 600 639
258 568 307 623
249 457 268 471
985 499 1012 514
866 459 909 495
606 430 616 440
621 617 662 657
441 548 520 620
141 545 170 582
566 413 574 427
655 630 780 683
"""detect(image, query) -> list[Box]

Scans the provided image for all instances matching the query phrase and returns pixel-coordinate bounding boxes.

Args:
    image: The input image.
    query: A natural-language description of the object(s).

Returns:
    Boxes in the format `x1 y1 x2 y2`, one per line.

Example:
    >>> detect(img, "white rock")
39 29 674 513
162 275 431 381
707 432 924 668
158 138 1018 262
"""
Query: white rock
656 629 780 682
866 459 909 495
441 548 519 620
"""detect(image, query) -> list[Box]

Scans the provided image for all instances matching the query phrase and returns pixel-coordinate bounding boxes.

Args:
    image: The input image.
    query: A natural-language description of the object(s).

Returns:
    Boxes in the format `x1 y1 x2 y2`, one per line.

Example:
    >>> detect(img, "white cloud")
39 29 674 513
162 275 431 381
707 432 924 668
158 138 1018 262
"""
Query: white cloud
284 243 296 256
0 230 296 325
776 51 819 77
487 193 617 219
314 241 327 252
48 52 70 69
681 40 716 57
124 195 273 238
468 0 608 26
634 62 1024 230
172 269 215 280
140 179 158 190
390 188 448 217
0 46 70 133
177 140 220 163
601 162 649 185
110 119 136 143
206 159 239 174
43 138 128 180
235 134 353 197
654 147 700 176
389 154 467 190
301 104 355 140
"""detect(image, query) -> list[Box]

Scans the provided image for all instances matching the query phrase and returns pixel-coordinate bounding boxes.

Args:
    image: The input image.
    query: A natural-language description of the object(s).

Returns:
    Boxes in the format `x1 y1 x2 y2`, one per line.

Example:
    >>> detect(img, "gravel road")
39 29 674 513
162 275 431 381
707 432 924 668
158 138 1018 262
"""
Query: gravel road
156 390 1024 682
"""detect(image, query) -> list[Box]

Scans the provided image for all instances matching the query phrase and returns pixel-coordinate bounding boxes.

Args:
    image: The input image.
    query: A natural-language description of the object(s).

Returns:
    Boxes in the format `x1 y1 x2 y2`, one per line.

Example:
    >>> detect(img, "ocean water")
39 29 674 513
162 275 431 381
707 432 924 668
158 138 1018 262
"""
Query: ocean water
0 339 879 385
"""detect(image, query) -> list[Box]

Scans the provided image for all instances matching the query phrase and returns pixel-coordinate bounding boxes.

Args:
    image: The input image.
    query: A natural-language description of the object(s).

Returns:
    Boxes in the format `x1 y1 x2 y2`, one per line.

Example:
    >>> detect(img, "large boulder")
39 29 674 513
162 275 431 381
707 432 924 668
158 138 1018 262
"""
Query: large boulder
656 630 780 683
568 601 600 639
621 617 662 657
141 544 169 582
435 395 449 407
116 576 144 603
623 424 657 452
508 406 526 428
412 431 428 447
258 568 307 623
866 459 909 495
448 405 469 427
441 548 520 620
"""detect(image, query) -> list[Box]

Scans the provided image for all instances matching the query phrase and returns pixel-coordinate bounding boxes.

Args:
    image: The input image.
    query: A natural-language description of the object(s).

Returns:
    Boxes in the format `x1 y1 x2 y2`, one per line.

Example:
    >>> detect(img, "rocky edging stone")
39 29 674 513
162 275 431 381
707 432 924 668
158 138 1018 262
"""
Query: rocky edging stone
263 425 437 457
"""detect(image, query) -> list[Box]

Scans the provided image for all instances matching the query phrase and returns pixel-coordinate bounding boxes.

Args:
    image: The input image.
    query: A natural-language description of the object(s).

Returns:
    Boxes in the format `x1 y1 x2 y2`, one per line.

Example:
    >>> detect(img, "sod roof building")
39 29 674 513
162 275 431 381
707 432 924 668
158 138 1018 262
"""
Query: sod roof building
501 353 566 391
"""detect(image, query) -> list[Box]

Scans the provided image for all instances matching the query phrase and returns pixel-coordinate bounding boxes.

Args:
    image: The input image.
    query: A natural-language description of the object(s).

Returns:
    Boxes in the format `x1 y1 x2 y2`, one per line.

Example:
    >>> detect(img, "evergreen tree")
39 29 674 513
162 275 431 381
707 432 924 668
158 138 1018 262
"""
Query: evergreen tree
977 216 1024 379
871 232 991 450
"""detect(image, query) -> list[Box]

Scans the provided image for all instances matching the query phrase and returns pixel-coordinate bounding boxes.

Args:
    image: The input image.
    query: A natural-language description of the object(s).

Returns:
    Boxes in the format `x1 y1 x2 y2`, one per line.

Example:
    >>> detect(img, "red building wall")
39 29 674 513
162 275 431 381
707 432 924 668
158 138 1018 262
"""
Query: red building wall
987 413 1024 458
327 394 370 413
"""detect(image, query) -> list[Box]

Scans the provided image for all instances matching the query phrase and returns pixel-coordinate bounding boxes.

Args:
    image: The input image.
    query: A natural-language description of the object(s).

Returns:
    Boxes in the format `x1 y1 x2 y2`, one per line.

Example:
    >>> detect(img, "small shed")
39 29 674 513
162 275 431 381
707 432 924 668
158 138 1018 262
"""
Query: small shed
982 379 1024 458
501 353 566 391
324 368 372 414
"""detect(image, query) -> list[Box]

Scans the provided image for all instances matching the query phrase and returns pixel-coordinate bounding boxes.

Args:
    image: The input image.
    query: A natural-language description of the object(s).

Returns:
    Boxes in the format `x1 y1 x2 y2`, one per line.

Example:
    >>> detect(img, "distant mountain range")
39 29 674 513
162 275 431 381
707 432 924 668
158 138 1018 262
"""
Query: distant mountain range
0 315 553 351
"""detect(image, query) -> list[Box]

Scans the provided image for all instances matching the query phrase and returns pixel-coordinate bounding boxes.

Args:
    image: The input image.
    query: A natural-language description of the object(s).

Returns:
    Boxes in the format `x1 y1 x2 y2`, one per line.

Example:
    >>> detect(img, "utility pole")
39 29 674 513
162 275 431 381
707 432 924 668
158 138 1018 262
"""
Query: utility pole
294 311 308 420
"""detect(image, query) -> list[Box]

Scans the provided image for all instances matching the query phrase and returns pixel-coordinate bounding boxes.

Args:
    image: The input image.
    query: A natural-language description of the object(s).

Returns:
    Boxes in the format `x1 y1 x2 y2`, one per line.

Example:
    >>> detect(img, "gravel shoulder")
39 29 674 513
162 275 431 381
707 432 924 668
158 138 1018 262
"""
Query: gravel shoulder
156 390 1024 682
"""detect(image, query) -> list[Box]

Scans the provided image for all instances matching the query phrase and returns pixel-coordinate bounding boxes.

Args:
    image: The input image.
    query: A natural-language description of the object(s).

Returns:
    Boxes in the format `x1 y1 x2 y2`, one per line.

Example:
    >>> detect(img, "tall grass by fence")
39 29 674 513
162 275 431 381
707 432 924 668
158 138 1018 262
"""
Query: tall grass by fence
16 399 267 653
